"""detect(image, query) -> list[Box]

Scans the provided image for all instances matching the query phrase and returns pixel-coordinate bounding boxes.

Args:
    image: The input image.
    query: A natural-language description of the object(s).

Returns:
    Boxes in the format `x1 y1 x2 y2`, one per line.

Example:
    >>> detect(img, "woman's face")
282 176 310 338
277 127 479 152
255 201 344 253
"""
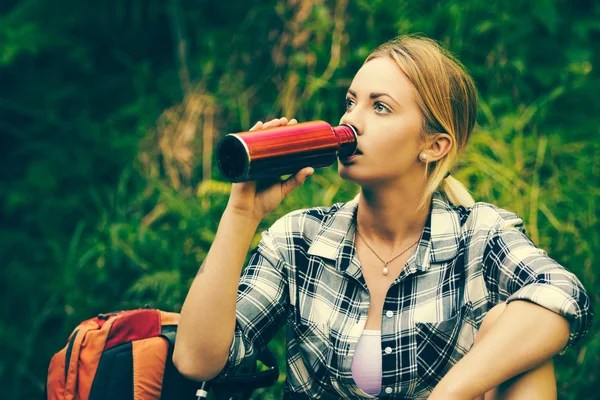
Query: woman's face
338 57 426 188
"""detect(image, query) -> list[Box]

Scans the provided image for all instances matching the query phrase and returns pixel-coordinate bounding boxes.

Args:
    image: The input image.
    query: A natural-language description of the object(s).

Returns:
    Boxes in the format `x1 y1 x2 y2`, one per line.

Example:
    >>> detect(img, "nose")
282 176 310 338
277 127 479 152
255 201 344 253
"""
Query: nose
339 113 362 136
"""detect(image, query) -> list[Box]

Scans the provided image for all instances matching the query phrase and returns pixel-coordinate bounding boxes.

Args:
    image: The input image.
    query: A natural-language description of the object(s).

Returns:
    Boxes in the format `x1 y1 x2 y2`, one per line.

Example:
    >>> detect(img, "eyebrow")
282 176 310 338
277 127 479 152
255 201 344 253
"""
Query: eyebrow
347 89 400 107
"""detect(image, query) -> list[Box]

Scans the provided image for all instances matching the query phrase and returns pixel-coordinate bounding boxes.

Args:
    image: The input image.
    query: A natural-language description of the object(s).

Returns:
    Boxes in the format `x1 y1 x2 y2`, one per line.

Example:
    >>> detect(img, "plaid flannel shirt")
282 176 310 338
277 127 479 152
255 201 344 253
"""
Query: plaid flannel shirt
219 192 593 399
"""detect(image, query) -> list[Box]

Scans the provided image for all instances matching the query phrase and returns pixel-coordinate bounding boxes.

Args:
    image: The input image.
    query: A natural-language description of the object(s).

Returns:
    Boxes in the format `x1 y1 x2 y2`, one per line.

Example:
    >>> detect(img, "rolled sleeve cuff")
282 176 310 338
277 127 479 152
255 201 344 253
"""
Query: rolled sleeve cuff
506 283 591 353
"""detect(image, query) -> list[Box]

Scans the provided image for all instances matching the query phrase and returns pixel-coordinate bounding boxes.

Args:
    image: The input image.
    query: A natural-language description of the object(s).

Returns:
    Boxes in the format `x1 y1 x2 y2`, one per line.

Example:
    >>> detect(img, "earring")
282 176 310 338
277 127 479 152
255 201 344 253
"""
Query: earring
420 153 427 161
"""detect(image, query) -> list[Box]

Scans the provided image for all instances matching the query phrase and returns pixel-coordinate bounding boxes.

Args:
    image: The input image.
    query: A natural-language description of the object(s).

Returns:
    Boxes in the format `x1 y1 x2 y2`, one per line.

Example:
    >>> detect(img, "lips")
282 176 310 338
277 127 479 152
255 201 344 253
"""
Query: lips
339 151 361 165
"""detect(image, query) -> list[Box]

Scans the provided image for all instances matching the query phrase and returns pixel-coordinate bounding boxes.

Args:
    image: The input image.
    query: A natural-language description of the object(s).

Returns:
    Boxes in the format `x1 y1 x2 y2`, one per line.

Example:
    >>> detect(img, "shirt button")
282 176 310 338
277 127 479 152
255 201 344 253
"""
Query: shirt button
385 310 393 318
385 387 393 394
384 346 392 354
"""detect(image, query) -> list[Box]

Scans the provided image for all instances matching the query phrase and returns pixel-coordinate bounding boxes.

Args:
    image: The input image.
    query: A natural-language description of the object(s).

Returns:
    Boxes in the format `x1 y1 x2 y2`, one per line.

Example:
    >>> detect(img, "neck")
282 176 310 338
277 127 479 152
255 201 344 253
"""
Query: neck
356 186 431 248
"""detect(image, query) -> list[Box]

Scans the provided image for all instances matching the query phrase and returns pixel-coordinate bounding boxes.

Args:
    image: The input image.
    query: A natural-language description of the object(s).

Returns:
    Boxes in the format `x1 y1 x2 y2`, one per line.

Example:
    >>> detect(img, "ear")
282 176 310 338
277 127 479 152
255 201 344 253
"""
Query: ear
423 133 452 162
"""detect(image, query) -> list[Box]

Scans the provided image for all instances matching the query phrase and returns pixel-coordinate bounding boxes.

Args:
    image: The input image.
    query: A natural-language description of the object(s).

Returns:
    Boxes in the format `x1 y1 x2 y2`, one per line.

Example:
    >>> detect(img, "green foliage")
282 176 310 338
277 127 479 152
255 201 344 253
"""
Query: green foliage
1 0 599 398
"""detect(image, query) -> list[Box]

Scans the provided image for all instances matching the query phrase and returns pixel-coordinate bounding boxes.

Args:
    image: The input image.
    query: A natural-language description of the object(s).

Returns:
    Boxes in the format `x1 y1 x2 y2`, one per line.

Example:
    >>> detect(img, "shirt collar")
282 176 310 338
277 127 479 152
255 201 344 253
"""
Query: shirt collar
307 192 462 273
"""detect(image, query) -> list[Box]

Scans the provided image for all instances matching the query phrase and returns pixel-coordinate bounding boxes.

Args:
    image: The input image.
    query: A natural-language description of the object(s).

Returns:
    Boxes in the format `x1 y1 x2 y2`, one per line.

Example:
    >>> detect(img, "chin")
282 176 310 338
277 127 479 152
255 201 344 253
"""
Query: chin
337 162 398 188
337 162 367 185
337 161 354 181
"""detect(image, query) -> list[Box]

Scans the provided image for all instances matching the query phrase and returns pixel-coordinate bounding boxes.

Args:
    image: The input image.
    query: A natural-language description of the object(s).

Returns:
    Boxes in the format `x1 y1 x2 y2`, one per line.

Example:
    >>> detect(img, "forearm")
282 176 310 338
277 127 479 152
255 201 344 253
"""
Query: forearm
174 207 261 380
432 300 570 399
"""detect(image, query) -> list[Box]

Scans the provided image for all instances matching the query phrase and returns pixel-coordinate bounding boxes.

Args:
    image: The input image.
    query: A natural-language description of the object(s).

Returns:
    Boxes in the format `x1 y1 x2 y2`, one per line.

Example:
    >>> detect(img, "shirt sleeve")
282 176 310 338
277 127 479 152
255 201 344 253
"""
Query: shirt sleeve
481 214 594 352
217 227 289 377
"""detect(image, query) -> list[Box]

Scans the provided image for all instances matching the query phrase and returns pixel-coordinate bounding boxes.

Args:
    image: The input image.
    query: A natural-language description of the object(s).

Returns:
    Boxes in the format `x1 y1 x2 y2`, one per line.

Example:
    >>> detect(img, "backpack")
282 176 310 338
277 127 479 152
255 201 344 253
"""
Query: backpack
46 308 279 399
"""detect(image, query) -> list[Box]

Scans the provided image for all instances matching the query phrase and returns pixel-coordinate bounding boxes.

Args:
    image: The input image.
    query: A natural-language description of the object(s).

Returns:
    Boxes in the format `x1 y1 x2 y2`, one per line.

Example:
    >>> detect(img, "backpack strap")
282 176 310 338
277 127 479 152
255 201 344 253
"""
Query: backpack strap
62 317 116 400
159 328 279 399
212 347 279 390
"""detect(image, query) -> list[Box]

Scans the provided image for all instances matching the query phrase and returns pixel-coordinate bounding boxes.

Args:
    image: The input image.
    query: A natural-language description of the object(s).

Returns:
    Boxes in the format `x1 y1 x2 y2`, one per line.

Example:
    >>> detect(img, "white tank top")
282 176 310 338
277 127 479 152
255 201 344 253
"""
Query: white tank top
351 329 382 395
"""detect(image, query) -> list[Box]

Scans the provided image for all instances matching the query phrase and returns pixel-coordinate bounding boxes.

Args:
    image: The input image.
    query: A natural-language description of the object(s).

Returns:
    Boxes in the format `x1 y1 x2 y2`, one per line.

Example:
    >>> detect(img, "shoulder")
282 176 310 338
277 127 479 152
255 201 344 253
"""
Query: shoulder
267 202 346 238
462 201 524 232
439 199 533 258
435 194 526 237
257 201 352 261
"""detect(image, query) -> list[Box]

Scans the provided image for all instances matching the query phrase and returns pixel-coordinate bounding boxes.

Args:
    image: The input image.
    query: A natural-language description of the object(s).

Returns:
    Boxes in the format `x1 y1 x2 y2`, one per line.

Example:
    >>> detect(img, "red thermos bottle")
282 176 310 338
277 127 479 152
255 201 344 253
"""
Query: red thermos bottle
216 120 358 182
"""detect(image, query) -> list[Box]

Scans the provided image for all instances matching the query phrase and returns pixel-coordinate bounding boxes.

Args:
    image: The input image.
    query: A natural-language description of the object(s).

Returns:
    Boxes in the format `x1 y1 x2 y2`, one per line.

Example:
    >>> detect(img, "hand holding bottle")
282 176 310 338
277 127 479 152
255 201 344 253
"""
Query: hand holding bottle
226 117 315 222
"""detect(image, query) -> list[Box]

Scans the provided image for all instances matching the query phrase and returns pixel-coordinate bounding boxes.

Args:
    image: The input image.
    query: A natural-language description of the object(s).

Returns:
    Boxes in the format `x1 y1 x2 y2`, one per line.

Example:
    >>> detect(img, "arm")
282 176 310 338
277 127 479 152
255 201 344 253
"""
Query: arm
173 118 314 380
432 209 593 399
173 209 261 381
429 300 570 399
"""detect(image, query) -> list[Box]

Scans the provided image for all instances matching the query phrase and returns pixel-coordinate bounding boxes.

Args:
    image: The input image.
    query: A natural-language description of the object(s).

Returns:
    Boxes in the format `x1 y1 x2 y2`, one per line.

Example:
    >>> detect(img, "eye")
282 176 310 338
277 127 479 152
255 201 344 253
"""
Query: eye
374 101 391 115
345 97 355 111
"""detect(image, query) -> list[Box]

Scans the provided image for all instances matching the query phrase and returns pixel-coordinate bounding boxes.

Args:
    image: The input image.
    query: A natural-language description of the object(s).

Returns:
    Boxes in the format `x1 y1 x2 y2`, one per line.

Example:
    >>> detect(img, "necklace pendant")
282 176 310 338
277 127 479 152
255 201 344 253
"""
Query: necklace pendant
382 267 389 276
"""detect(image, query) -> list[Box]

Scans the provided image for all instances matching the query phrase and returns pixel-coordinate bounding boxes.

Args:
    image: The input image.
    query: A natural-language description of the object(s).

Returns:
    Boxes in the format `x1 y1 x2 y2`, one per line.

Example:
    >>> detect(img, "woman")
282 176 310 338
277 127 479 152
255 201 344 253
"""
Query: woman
173 36 593 399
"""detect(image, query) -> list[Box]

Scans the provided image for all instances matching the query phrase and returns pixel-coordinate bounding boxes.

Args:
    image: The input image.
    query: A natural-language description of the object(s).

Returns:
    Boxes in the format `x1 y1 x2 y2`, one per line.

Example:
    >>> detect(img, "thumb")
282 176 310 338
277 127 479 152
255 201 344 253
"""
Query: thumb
281 167 314 197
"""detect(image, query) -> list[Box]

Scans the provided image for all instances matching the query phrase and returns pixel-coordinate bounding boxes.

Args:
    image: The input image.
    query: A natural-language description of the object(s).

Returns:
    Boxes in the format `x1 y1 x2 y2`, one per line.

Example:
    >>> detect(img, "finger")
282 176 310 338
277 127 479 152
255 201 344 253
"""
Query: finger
262 118 281 128
288 118 298 125
249 121 263 131
281 167 314 197
263 117 288 129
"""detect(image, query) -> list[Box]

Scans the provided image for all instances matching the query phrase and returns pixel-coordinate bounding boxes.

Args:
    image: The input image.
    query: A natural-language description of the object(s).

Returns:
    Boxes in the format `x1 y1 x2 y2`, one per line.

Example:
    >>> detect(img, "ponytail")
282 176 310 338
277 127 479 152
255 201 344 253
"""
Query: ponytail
440 175 475 208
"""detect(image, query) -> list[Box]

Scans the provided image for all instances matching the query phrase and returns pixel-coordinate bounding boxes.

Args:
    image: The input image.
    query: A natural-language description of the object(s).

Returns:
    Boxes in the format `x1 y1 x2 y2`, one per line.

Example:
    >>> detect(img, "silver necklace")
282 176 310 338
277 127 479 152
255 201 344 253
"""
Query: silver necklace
355 226 420 276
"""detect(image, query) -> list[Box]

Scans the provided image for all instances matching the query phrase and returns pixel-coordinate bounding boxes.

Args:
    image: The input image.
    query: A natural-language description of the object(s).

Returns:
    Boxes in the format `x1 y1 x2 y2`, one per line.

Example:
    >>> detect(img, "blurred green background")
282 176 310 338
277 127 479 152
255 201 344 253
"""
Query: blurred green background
1 0 598 398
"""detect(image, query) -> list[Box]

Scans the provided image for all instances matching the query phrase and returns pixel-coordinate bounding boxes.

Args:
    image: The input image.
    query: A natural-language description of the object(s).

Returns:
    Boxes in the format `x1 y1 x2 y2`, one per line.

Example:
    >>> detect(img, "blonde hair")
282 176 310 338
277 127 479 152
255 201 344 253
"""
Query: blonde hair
366 35 477 208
